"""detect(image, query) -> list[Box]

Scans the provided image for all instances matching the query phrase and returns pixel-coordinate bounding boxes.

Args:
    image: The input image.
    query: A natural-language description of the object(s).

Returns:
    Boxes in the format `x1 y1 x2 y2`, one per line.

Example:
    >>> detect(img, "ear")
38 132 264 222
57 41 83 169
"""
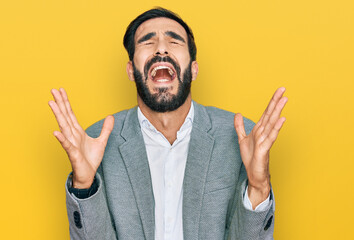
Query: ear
191 61 199 81
126 61 135 81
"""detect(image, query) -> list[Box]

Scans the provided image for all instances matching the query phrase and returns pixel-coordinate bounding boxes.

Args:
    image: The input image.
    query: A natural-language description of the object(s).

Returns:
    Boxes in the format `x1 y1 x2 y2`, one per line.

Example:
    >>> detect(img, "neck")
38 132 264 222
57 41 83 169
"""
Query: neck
138 95 192 145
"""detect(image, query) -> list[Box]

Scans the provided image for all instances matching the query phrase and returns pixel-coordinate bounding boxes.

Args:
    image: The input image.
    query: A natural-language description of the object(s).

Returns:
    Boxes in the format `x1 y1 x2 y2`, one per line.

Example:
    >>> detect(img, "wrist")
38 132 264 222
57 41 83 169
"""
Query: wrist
72 174 94 189
247 181 270 210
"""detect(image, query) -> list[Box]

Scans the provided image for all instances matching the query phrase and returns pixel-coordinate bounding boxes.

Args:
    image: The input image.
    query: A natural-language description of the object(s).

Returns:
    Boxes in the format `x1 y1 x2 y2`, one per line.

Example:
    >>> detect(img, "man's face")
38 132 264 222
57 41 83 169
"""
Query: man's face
127 17 198 112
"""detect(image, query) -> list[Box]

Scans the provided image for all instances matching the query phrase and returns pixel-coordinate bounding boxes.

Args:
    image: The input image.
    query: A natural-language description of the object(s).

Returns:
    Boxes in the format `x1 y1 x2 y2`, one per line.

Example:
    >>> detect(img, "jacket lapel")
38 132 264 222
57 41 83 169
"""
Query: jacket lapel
183 101 215 240
118 107 155 240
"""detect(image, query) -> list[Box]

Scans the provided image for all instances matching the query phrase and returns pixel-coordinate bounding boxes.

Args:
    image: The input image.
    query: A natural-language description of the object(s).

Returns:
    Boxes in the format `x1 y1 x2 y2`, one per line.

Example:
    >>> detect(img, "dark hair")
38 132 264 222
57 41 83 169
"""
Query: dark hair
123 7 197 61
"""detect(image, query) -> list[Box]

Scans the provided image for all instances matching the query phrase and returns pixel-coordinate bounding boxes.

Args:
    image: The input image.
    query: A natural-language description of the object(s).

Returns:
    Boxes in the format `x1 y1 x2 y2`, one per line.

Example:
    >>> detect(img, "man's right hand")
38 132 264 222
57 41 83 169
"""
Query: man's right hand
49 88 114 189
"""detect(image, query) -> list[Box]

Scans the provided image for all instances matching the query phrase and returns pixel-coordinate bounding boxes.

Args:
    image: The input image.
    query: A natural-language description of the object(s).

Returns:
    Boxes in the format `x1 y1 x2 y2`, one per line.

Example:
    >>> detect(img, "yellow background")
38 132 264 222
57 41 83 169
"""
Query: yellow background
1 0 353 239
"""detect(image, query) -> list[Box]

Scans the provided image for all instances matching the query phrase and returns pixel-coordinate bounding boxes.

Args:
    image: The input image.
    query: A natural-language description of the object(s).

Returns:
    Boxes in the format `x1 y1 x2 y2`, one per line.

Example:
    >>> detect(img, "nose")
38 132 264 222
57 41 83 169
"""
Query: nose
154 38 169 56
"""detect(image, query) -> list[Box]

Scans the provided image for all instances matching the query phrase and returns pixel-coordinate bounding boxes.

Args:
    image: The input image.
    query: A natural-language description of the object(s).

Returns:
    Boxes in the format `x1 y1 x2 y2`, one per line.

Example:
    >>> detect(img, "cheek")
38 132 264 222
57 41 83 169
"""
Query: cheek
133 48 151 70
174 48 191 69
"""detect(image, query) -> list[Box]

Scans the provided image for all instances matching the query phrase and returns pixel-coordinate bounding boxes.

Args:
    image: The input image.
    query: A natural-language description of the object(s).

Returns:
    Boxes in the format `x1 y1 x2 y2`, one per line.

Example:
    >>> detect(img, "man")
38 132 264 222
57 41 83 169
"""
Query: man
49 7 287 240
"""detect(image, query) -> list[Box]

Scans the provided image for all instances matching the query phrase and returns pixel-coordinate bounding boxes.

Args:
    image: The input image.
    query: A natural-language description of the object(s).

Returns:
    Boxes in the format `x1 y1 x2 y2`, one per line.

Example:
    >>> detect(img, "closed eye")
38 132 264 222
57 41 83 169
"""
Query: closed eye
165 31 186 43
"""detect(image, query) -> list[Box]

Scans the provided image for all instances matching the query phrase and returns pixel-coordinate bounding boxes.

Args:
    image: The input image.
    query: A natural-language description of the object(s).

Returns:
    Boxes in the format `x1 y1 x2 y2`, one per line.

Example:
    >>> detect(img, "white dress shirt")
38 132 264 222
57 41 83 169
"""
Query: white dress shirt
137 103 271 240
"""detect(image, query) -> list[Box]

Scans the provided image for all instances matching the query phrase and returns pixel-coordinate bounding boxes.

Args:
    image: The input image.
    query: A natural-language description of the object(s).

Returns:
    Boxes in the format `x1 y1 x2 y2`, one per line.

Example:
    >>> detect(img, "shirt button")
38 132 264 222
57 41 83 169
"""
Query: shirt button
167 181 173 187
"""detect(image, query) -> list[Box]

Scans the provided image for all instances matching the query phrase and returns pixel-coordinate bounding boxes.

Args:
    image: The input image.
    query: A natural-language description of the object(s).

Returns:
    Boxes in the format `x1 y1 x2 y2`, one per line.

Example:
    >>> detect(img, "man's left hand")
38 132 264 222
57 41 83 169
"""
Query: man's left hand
234 87 287 209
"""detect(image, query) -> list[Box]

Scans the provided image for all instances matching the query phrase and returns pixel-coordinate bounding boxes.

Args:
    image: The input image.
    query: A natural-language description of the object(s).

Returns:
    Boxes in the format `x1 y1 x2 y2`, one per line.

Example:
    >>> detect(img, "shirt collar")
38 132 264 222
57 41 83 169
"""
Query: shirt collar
137 102 194 133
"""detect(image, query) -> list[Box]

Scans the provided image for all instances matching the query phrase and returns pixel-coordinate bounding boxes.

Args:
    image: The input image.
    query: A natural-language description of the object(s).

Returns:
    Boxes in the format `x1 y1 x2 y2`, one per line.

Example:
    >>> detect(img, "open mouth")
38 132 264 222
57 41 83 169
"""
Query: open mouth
148 63 176 83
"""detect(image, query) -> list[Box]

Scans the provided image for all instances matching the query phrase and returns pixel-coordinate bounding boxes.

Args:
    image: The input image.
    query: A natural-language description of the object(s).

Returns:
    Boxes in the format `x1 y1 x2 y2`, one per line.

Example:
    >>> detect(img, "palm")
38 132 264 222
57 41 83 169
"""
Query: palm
82 136 107 170
68 132 107 186
235 87 287 190
49 88 114 188
238 130 269 186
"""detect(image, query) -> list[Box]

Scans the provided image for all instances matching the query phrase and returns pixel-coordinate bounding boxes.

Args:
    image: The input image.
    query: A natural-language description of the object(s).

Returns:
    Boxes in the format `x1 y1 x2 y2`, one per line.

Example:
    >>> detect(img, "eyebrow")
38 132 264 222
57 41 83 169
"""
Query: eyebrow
137 32 156 44
165 31 186 43
136 31 186 44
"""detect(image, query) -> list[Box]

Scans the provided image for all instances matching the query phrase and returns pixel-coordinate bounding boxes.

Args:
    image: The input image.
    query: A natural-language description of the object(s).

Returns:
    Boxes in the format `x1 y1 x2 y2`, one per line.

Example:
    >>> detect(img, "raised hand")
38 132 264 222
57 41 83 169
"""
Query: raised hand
48 88 114 189
234 87 287 208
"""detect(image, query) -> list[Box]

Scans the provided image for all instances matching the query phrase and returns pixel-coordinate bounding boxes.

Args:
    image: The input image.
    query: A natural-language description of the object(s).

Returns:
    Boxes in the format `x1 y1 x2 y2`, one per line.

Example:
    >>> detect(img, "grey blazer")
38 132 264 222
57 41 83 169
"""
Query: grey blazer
66 101 275 240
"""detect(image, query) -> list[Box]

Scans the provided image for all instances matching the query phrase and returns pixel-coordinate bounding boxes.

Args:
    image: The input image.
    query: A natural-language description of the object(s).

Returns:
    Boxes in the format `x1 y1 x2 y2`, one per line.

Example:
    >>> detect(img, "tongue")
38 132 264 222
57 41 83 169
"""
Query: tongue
153 69 172 81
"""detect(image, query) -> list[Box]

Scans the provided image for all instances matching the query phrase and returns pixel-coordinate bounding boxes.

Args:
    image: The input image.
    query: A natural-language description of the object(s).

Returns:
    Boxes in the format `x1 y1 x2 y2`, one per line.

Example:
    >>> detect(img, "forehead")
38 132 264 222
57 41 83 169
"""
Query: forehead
134 17 187 42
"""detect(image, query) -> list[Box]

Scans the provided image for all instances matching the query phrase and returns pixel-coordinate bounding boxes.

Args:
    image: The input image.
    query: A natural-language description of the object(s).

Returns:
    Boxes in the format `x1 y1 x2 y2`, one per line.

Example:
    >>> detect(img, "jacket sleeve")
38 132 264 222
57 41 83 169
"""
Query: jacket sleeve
65 167 117 240
227 164 275 240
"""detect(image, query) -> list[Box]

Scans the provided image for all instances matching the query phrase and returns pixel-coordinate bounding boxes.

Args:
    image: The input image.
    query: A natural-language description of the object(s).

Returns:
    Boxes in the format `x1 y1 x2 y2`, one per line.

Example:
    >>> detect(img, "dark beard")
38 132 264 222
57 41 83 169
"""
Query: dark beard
133 56 192 113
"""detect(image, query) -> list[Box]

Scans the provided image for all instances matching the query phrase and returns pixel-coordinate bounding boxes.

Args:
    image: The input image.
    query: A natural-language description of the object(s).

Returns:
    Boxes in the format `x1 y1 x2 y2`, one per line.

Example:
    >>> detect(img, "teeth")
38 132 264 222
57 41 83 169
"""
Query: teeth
151 65 174 78
156 79 169 82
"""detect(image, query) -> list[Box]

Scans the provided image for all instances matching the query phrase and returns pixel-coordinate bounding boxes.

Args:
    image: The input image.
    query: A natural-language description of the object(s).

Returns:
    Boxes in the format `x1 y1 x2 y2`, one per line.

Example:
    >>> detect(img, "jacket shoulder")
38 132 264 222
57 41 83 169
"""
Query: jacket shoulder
204 105 255 135
85 108 131 138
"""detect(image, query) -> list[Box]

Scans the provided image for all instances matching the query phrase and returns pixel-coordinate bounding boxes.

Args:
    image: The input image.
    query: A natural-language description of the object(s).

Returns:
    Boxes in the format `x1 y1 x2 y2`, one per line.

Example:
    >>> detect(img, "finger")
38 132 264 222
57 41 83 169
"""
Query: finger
258 87 286 127
48 100 73 138
234 113 247 142
98 115 115 144
51 88 74 128
254 113 265 132
53 131 74 153
261 117 286 150
262 96 288 136
59 88 83 132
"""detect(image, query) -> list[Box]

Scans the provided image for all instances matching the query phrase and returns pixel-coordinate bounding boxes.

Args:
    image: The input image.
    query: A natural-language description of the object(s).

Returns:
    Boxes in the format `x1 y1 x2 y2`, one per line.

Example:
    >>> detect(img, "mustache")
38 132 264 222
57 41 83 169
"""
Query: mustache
143 56 181 81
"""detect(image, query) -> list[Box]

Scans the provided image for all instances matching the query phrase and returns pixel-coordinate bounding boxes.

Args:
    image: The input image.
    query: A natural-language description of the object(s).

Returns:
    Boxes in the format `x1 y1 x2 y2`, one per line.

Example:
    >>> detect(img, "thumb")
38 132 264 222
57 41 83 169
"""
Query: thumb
234 113 246 142
98 115 115 144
